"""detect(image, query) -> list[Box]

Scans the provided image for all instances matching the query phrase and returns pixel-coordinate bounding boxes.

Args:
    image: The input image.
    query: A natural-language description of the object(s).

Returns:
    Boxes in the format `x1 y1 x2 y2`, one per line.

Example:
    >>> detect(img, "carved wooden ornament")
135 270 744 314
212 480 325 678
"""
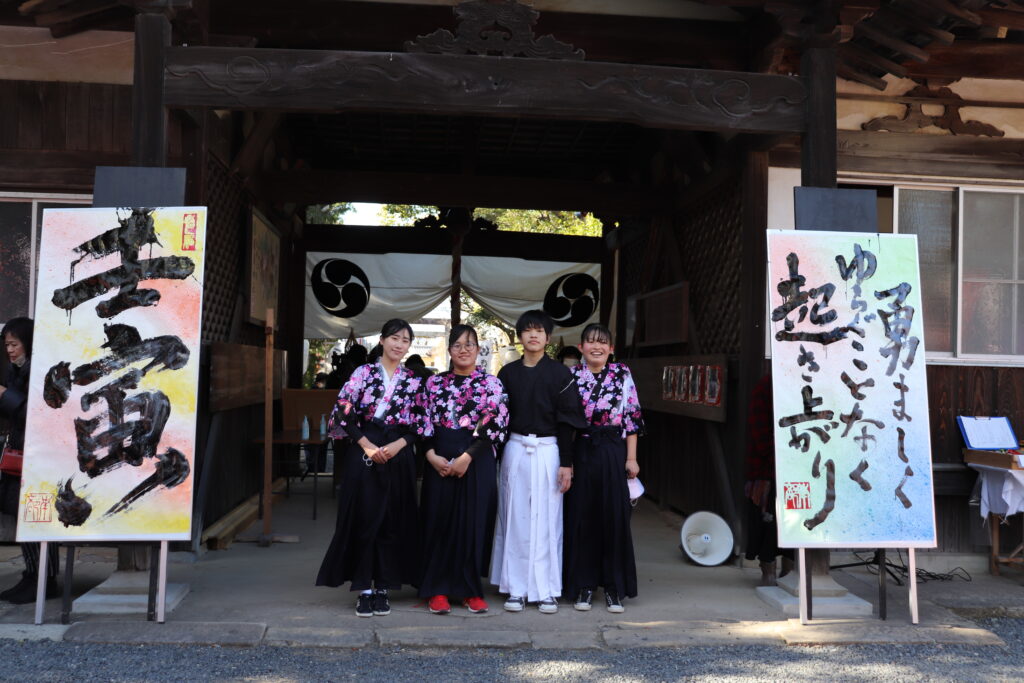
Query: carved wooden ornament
862 85 1005 137
405 0 584 60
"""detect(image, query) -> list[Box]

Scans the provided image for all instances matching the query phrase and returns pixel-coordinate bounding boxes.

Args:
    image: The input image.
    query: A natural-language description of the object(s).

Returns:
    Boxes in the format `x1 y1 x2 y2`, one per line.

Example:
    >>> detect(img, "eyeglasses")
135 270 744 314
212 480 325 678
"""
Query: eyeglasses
451 343 478 351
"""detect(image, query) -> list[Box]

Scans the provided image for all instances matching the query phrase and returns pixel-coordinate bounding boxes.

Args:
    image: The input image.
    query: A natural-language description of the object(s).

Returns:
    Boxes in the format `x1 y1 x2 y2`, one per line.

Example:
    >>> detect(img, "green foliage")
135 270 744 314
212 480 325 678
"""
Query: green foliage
302 338 338 389
474 207 603 237
377 204 603 236
377 204 435 226
460 291 515 345
306 203 354 225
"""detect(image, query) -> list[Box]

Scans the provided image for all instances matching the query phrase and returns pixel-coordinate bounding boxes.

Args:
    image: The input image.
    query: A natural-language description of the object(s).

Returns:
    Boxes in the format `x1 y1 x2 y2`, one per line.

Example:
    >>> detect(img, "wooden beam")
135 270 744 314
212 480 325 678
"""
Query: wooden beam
18 0 74 13
905 0 981 27
854 22 931 62
837 61 888 91
840 42 908 78
133 12 170 166
903 41 1024 80
0 148 131 190
875 6 955 46
33 0 116 27
254 169 673 214
978 7 1024 32
801 44 837 187
230 111 281 178
163 47 807 135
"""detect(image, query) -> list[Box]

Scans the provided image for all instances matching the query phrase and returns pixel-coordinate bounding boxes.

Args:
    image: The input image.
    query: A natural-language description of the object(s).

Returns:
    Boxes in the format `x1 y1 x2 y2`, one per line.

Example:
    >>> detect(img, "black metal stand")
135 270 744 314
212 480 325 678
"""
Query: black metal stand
830 548 906 620
60 543 162 625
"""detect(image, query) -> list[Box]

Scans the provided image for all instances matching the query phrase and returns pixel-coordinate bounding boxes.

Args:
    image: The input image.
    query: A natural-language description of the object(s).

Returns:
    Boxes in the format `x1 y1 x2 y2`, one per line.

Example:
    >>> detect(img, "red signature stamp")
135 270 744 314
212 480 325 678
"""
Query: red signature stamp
22 493 53 522
783 482 811 510
181 213 198 251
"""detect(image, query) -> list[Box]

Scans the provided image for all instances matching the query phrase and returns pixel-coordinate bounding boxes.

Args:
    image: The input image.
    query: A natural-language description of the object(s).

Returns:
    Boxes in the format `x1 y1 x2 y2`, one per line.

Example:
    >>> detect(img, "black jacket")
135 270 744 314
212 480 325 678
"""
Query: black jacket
0 359 30 451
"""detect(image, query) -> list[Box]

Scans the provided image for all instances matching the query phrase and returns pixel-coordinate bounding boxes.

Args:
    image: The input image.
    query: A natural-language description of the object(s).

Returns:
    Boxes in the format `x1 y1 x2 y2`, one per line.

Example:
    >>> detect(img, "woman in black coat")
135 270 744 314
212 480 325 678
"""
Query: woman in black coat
0 317 58 604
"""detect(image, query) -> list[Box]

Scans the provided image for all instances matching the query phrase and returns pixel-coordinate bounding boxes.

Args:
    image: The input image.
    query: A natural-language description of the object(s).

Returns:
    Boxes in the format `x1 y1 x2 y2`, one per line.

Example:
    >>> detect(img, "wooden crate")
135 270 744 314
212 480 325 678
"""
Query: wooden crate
962 448 1024 470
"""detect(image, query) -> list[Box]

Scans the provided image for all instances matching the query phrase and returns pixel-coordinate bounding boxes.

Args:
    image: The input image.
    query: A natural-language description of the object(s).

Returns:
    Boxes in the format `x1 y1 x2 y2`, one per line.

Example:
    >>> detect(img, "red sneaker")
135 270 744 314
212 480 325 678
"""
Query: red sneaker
428 595 451 614
463 597 488 614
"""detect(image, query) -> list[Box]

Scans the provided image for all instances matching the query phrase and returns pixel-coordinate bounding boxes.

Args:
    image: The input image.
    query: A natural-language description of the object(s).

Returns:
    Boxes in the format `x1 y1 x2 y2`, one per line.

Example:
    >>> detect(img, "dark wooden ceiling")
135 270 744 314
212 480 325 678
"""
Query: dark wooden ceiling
2 1 1022 85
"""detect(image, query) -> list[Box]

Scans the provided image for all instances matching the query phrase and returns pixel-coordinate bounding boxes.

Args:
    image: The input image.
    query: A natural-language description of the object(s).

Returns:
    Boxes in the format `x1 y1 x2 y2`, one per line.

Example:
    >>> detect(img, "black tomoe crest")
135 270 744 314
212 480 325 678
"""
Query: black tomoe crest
543 273 599 327
311 259 370 318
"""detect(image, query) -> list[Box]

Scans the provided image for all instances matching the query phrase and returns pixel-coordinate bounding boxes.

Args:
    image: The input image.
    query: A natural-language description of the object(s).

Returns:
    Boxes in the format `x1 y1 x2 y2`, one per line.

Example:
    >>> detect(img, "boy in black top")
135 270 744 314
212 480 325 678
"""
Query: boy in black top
489 310 586 614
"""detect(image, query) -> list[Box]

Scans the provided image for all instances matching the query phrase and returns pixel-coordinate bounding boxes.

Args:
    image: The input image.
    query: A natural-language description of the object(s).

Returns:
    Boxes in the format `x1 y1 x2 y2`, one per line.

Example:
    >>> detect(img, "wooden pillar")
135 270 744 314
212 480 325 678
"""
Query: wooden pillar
132 12 171 167
799 4 838 581
119 10 171 573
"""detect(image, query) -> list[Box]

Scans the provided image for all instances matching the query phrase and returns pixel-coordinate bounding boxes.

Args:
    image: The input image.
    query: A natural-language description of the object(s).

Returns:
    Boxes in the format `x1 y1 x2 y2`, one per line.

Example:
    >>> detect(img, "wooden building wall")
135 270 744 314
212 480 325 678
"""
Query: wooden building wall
0 79 183 190
622 175 746 521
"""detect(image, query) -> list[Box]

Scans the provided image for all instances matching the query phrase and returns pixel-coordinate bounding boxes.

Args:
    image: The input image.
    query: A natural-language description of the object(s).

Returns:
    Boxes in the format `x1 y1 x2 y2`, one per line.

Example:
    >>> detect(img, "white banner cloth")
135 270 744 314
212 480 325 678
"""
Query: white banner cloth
461 256 601 344
305 252 452 338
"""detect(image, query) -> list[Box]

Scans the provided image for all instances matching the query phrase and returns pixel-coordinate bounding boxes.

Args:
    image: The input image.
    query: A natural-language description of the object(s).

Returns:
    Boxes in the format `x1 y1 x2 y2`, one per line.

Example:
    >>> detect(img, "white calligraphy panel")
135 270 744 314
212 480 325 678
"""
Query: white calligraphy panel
768 231 936 548
18 208 206 542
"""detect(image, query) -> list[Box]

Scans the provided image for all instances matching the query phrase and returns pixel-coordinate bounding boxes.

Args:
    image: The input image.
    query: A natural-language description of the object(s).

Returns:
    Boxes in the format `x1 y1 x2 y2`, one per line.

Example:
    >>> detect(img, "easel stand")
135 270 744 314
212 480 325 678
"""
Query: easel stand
797 547 919 625
35 540 170 625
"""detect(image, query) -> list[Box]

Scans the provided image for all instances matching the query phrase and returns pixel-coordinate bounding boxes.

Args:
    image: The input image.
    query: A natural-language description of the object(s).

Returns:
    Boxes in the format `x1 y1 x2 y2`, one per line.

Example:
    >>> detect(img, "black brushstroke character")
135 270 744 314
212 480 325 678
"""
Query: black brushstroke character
892 374 912 422
45 324 191 524
875 282 920 376
43 324 188 410
804 459 836 531
50 208 195 319
835 243 877 324
778 385 835 428
772 253 838 331
838 402 885 452
55 479 92 527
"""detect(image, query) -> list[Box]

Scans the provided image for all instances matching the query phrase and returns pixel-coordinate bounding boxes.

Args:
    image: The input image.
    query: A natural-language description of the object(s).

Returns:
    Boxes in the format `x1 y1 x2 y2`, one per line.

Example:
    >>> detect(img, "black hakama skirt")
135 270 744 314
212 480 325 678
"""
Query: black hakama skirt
562 428 638 600
417 427 497 599
316 421 419 591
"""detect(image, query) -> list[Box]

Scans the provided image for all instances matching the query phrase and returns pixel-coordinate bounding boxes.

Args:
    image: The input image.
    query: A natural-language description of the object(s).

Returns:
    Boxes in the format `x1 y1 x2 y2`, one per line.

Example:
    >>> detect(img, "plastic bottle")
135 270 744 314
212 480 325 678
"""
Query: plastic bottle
319 414 327 437
301 415 310 440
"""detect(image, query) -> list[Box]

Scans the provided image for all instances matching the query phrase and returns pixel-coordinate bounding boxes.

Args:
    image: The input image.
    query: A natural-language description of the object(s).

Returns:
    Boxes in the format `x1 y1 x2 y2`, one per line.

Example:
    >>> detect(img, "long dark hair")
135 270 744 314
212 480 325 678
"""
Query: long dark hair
1 316 34 358
448 324 478 349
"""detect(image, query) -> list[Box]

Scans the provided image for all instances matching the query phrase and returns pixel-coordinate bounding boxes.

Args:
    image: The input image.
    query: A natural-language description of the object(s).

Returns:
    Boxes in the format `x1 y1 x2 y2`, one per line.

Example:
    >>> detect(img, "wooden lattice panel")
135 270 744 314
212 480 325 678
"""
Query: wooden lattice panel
676 181 742 356
201 155 246 344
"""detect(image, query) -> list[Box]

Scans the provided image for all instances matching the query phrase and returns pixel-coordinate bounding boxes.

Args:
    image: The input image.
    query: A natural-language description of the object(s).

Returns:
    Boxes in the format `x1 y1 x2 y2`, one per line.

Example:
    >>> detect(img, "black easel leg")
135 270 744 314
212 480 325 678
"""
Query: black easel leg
147 544 158 621
878 549 887 620
806 562 813 621
62 545 75 625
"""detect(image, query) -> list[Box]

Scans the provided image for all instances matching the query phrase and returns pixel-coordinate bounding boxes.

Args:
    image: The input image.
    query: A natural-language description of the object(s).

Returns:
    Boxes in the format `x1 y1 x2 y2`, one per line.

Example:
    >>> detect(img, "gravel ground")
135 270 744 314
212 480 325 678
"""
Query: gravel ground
0 618 1021 682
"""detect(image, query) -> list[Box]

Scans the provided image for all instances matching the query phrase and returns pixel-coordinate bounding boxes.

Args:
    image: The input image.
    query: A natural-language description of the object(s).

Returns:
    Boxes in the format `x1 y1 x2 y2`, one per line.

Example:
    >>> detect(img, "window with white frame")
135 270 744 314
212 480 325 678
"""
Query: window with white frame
894 185 1024 362
0 193 90 323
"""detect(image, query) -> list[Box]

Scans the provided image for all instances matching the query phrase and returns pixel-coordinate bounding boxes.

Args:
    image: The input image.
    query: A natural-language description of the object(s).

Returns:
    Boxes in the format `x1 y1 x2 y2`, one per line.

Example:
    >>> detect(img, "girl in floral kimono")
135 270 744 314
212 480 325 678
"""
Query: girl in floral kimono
316 319 426 618
418 324 508 615
563 323 645 614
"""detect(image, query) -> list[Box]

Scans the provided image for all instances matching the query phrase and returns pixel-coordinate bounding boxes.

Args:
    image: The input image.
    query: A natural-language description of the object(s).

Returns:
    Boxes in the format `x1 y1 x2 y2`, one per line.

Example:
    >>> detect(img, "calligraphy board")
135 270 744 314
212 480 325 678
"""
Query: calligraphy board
18 207 207 542
767 231 936 548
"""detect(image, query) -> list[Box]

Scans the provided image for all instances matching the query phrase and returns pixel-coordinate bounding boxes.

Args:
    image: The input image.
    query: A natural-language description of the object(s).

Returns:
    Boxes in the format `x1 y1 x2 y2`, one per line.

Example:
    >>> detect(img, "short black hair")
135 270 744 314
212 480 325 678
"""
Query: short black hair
1 317 34 357
580 323 612 345
448 324 478 349
556 346 582 361
380 318 414 342
406 353 425 368
515 309 553 337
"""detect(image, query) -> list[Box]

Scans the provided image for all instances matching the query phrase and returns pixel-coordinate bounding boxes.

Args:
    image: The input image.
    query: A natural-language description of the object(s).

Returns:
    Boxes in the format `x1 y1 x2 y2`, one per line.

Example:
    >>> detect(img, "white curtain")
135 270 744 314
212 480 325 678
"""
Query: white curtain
461 255 601 344
304 251 452 338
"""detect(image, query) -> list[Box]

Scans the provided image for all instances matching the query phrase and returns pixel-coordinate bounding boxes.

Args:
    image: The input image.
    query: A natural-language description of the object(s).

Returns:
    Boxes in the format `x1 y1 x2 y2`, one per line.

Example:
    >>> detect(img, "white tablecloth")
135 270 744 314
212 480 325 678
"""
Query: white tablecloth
968 464 1024 518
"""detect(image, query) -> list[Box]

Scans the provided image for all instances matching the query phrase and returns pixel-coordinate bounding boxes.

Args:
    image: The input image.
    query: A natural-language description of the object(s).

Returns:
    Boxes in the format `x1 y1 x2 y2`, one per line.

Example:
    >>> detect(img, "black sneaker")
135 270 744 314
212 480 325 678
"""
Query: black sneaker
573 589 594 611
2 575 58 605
605 591 624 614
355 593 373 617
373 589 391 616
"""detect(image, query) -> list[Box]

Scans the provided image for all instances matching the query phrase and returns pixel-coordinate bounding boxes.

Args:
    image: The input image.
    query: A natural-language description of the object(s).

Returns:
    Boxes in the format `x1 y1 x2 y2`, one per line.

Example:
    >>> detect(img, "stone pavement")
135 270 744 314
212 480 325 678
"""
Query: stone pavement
0 477 1021 649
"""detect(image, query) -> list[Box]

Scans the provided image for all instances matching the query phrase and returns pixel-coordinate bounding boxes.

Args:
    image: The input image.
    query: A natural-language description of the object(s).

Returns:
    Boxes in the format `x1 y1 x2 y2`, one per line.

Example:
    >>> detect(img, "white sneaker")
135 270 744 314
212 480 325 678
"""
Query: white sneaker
574 589 594 611
605 592 625 614
503 595 525 612
538 597 558 614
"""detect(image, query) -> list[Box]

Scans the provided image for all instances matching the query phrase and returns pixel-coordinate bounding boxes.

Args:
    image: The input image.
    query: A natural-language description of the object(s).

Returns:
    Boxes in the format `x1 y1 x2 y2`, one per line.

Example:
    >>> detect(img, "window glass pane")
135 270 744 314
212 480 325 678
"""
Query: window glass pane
897 189 955 353
962 282 1013 355
0 201 34 323
962 190 1016 280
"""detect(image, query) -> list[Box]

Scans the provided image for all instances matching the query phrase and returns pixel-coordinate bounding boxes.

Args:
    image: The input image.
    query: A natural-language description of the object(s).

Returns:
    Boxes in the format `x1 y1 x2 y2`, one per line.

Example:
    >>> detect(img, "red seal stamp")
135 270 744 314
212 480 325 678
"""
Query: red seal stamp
783 482 811 510
181 213 198 251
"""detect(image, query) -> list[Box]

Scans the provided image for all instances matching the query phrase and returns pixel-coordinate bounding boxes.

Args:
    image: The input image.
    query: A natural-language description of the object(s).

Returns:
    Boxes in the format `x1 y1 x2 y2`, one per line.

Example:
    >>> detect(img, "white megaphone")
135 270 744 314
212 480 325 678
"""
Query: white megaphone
680 511 734 566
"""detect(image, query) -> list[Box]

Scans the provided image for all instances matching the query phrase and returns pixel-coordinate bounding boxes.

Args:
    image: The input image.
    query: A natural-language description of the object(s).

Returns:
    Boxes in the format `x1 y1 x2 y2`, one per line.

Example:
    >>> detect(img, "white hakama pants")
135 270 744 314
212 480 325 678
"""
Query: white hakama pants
489 433 563 602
